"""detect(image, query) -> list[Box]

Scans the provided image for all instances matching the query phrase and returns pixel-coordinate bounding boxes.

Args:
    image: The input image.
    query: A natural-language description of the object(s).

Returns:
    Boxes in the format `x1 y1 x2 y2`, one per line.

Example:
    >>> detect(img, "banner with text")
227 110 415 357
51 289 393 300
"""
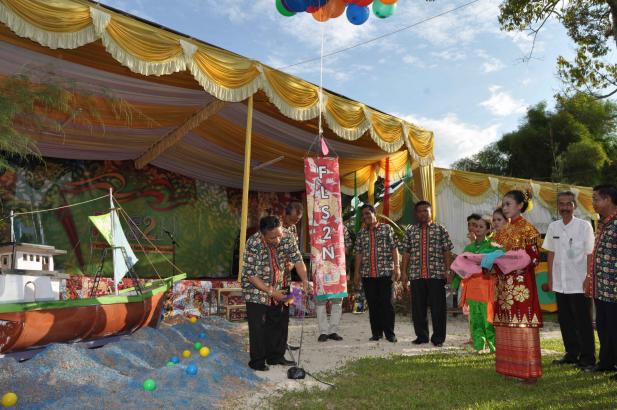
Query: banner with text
304 157 347 301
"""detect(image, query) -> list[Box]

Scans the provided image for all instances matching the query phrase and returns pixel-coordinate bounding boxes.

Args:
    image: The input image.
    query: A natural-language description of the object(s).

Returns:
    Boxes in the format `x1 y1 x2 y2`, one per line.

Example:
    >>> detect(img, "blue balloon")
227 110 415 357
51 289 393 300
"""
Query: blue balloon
198 332 206 339
283 0 309 12
170 356 180 364
346 4 370 25
186 364 198 376
309 0 329 7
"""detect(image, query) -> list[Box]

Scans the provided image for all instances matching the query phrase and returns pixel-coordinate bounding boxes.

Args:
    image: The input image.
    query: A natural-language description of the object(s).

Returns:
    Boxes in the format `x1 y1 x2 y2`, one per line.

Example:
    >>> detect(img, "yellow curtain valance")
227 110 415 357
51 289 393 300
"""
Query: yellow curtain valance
340 151 410 196
0 0 434 160
435 167 596 217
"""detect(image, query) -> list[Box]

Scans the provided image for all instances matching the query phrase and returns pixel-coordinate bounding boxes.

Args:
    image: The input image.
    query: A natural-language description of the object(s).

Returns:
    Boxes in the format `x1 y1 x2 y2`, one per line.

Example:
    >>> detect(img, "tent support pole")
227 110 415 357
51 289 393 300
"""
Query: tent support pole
238 95 254 282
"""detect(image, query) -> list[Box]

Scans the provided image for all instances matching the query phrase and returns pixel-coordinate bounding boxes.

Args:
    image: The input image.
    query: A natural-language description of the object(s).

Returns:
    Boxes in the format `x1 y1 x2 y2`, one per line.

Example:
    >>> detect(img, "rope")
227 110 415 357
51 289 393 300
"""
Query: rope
10 194 110 217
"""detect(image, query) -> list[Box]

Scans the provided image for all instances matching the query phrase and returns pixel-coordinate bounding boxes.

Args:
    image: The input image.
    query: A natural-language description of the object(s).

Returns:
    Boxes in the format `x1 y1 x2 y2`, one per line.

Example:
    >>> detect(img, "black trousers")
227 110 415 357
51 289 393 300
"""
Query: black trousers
411 278 446 344
555 292 595 365
595 298 617 370
246 302 288 367
362 277 395 339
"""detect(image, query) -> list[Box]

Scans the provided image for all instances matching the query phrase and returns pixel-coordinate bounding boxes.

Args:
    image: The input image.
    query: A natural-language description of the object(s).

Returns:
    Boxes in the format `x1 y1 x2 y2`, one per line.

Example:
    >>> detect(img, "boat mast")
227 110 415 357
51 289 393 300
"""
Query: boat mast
109 188 118 296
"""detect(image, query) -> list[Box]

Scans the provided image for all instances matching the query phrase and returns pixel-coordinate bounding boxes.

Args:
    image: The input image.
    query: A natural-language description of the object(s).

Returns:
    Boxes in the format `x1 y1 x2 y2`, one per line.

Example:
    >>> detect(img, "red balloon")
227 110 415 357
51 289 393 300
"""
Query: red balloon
348 0 373 6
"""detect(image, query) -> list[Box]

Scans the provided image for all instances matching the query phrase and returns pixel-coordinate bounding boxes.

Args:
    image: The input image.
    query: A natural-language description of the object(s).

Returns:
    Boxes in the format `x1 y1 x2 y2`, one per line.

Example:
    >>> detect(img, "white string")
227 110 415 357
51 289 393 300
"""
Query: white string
11 194 110 217
318 19 325 139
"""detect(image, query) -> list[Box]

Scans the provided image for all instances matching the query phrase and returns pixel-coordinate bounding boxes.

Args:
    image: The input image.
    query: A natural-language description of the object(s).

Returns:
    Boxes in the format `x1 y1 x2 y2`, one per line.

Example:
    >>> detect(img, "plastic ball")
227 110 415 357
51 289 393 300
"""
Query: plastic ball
1 392 17 408
143 379 157 391
194 342 202 350
276 0 296 16
166 361 176 367
189 316 197 324
198 332 206 339
199 347 211 357
346 4 370 25
186 364 198 376
170 356 180 364
182 350 192 359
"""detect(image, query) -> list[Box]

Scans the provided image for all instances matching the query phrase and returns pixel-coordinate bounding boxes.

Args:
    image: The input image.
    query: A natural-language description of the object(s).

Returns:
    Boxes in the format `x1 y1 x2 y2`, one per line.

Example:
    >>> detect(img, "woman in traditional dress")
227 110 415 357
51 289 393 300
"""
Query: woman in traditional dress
492 190 543 384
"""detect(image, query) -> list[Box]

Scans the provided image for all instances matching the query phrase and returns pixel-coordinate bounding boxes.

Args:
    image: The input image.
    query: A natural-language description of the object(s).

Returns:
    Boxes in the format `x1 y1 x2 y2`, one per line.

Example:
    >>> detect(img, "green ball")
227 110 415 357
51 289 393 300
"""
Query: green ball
372 0 396 19
275 0 295 17
194 342 202 350
143 378 156 391
166 361 176 367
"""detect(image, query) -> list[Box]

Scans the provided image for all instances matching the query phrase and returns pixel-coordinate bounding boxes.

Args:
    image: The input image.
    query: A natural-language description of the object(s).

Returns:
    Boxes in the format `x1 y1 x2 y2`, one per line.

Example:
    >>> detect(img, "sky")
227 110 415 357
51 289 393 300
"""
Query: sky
99 0 576 167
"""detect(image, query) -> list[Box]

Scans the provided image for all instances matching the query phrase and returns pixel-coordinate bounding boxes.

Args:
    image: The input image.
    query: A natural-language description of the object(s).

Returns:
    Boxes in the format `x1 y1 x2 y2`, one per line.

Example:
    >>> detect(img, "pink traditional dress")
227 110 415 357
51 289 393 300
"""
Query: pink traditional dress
492 216 543 380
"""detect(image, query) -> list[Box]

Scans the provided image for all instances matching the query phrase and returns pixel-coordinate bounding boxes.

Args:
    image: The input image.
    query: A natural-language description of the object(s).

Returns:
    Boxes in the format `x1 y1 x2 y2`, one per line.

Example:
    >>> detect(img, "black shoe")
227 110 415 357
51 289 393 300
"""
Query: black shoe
432 342 443 347
287 344 300 351
267 358 296 366
553 357 578 365
583 364 615 373
328 333 343 341
412 338 428 345
369 335 381 341
249 363 269 371
318 334 329 342
386 335 397 343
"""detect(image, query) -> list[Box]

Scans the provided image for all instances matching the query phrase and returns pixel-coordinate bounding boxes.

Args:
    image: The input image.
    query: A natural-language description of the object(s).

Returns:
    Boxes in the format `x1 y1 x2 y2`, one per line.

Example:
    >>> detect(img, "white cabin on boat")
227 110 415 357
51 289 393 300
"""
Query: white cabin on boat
0 243 68 303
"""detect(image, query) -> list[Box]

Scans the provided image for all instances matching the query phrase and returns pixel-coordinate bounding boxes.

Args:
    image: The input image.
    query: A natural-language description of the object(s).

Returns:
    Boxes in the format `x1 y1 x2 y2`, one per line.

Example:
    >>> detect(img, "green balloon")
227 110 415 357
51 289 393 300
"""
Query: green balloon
276 0 296 17
143 379 157 391
194 342 203 350
372 0 396 19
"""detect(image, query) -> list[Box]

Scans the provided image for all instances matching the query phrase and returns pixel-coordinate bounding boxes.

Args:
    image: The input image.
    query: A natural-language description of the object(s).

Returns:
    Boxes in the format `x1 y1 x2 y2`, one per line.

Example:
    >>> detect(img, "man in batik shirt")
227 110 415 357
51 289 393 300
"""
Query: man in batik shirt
242 215 309 371
586 185 617 377
354 204 400 343
401 200 454 347
281 201 304 350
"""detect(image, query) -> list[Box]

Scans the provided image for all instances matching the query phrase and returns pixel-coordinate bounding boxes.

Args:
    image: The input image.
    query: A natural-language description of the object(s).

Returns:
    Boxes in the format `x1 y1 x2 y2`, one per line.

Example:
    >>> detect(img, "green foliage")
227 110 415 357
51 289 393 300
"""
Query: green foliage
452 93 617 186
499 0 617 99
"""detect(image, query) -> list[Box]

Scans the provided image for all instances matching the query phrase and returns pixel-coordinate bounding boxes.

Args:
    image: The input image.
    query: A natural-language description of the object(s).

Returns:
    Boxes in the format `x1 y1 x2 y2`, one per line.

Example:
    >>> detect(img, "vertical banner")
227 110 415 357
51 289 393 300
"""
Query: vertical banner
304 157 348 301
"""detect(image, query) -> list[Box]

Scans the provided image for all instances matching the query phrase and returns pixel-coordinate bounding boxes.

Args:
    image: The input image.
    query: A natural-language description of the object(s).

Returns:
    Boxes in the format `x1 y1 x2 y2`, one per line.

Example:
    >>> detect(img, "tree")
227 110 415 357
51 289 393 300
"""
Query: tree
452 93 617 186
499 0 617 99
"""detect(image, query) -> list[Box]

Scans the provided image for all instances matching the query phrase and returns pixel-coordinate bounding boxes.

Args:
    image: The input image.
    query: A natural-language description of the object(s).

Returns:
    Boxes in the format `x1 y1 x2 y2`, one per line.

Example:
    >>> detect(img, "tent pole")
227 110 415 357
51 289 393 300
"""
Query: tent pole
238 95 254 282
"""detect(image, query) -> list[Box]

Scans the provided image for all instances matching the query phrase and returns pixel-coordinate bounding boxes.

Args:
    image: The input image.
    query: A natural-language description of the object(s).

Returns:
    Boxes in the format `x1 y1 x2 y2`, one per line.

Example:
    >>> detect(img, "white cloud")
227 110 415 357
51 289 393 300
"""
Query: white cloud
475 49 505 73
480 85 527 117
431 49 466 61
402 54 426 68
399 113 501 167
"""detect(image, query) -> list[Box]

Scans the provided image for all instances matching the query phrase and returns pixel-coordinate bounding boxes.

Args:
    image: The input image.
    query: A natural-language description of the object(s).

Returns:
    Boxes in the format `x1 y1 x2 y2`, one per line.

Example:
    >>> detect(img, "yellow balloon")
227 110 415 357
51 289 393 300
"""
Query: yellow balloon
199 347 210 357
1 392 17 407
182 349 192 359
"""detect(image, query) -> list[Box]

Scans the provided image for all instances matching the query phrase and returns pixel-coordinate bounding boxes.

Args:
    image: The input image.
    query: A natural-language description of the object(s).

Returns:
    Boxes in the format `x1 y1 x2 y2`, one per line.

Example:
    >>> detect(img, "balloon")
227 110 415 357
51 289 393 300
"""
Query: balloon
186 364 198 376
372 0 395 18
194 342 202 350
1 393 17 408
309 0 329 6
313 0 345 21
284 0 309 12
276 0 296 16
170 356 180 364
348 0 373 6
380 0 397 3
346 4 369 25
312 8 330 22
199 346 211 357
182 349 192 359
143 379 157 391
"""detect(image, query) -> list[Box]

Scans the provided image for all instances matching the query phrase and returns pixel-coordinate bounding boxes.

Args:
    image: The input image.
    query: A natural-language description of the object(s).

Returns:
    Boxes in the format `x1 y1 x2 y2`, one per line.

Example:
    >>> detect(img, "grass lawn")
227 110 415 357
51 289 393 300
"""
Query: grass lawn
271 338 616 409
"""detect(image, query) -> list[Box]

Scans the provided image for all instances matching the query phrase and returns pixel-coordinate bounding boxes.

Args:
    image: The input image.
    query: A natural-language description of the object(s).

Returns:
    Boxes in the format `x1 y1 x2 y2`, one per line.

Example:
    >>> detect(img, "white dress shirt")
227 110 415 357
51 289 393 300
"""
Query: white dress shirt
542 216 595 294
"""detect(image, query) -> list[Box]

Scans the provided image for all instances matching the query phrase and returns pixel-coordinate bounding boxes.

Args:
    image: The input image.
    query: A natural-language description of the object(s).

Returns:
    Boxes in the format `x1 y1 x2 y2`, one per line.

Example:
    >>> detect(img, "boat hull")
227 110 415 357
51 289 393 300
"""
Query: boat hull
0 274 185 354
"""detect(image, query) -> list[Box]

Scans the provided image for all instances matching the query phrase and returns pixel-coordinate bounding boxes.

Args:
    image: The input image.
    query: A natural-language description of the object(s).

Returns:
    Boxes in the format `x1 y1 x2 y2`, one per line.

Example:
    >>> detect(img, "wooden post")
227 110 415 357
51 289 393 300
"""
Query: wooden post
237 96 254 282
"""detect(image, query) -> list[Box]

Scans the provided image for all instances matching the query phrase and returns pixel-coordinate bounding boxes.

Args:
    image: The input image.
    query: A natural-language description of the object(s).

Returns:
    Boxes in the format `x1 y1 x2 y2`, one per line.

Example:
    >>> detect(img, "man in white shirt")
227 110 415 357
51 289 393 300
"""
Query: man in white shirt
542 191 596 369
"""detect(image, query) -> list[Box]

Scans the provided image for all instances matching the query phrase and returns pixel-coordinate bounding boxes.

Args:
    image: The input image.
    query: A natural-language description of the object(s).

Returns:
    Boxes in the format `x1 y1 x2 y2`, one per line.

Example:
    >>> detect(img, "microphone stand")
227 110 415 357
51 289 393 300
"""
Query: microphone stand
164 230 179 276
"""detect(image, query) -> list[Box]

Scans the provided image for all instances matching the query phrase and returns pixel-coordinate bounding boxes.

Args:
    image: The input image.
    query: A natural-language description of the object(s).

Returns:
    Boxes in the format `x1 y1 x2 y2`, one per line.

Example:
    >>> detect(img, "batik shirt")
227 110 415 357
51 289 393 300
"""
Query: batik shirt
343 225 353 253
590 211 617 302
354 223 396 278
241 228 302 305
402 223 453 280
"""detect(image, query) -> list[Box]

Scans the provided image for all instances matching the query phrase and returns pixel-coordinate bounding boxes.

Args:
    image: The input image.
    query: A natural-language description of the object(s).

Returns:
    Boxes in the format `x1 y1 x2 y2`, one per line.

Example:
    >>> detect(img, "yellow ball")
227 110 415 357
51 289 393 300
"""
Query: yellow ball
199 347 210 357
182 349 192 359
1 392 17 407
189 316 197 324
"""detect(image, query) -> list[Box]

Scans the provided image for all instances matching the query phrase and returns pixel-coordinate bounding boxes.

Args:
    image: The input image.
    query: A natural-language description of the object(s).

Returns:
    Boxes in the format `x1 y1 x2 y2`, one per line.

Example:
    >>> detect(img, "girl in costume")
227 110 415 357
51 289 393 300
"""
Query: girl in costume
492 190 543 384
492 208 508 232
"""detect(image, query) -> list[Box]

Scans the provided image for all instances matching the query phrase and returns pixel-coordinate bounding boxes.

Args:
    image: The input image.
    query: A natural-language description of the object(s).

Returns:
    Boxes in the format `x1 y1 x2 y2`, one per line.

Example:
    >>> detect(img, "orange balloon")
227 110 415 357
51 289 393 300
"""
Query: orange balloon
380 0 398 4
312 7 330 22
328 0 347 18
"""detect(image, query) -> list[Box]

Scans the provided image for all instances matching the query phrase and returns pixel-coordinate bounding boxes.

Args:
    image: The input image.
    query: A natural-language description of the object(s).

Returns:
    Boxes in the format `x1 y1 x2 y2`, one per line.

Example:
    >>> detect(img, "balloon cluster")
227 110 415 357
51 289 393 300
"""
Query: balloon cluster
275 0 397 25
